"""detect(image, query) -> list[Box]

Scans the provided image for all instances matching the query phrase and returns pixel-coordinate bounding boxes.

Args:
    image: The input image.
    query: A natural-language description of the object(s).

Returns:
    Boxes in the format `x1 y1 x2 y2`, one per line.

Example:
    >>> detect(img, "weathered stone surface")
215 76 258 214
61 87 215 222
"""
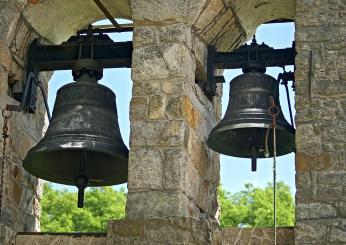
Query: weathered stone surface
296 203 337 220
222 227 294 245
131 43 195 81
163 148 188 190
295 0 346 242
295 124 322 154
295 152 333 173
330 228 346 243
125 191 196 219
148 95 166 119
130 97 147 121
0 41 12 71
108 217 220 245
131 0 207 24
131 120 189 147
166 96 201 128
15 233 107 245
128 148 163 190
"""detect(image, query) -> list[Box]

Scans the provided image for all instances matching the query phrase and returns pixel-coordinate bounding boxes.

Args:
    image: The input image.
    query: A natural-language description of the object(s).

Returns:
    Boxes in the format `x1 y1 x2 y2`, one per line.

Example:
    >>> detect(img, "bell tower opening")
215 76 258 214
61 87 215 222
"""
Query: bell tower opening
40 18 133 232
219 22 296 228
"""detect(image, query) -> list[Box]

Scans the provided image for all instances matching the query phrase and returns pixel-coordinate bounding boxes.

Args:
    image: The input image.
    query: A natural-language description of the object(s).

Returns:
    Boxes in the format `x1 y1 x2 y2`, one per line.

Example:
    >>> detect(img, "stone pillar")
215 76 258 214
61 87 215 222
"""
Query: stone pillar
0 1 47 244
108 0 222 244
295 0 346 243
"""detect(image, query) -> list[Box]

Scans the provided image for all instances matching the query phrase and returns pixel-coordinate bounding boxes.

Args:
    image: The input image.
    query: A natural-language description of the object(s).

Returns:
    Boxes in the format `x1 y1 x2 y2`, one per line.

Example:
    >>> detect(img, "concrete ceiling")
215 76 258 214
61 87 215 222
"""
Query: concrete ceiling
23 0 131 43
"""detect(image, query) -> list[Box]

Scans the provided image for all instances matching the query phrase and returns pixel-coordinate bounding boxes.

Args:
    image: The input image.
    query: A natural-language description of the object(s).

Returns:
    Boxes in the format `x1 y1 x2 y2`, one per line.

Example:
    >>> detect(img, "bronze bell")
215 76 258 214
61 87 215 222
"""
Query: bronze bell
207 64 295 171
23 59 129 207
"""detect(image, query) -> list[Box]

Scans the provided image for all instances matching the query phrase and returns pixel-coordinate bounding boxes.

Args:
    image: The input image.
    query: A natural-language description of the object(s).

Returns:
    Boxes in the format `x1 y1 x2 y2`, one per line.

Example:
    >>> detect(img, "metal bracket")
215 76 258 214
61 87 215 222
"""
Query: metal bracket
7 71 39 113
12 31 133 114
199 37 296 98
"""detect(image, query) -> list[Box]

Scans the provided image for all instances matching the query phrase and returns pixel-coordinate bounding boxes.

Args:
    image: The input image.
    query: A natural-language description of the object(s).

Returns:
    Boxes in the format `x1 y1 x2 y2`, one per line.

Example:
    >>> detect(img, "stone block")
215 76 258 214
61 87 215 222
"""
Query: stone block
161 79 186 95
166 96 201 129
159 23 192 48
330 228 346 243
296 152 333 173
108 219 145 237
131 0 206 24
0 5 20 45
130 97 147 121
163 148 188 190
132 43 195 82
296 26 346 43
296 203 337 220
128 148 163 191
130 120 189 147
222 227 294 245
131 45 170 81
126 191 191 219
295 221 327 243
148 95 166 119
133 26 157 48
0 224 16 245
132 80 161 96
295 124 322 154
317 171 346 186
0 41 12 71
0 65 9 95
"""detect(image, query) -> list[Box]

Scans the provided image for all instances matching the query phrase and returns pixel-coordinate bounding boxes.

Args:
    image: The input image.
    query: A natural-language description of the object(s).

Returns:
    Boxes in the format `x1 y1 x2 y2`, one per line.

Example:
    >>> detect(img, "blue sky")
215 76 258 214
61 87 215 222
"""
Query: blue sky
48 21 295 195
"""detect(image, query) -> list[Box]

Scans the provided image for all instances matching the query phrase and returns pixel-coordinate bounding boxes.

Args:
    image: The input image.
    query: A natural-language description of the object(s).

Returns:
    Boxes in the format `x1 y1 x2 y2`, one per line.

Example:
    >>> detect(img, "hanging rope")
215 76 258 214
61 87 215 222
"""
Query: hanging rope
265 97 279 245
0 106 12 219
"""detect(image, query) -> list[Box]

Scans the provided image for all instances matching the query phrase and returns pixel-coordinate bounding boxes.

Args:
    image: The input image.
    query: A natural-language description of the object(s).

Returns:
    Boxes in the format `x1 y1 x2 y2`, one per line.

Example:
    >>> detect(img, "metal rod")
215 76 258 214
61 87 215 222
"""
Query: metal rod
75 175 88 208
283 81 294 128
35 80 52 122
78 26 133 35
92 0 121 29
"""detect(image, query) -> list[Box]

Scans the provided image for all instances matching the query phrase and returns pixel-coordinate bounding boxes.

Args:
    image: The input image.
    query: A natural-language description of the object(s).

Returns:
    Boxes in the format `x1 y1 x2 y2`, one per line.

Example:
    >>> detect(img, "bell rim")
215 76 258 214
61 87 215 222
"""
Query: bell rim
23 147 129 187
207 126 295 158
212 121 295 133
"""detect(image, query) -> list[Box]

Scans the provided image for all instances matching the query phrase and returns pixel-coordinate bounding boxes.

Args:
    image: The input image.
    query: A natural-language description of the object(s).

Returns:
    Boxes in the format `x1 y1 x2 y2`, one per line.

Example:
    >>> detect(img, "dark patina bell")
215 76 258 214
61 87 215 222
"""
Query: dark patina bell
207 64 295 171
23 59 128 207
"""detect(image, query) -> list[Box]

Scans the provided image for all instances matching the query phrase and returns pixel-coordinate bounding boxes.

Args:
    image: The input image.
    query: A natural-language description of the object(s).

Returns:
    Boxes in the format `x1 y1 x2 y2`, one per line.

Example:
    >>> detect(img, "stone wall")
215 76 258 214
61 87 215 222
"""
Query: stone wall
0 1 48 244
294 0 346 243
14 227 294 245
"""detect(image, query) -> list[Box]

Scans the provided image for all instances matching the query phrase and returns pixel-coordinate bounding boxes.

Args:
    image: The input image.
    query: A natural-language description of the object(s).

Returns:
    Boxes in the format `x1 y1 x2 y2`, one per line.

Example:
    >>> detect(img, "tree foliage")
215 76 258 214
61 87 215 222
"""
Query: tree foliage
40 181 294 232
40 183 126 232
218 181 295 228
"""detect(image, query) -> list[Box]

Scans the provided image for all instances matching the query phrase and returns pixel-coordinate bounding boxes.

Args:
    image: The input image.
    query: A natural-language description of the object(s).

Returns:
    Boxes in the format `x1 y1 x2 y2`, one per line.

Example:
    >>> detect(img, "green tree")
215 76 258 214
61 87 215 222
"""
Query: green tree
219 182 295 228
40 183 126 232
41 181 294 232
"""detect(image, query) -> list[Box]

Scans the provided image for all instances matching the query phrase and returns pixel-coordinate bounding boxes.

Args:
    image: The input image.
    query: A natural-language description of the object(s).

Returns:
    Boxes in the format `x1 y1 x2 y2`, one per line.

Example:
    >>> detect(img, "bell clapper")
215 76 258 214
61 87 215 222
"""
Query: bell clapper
250 128 258 172
250 146 257 172
75 175 89 208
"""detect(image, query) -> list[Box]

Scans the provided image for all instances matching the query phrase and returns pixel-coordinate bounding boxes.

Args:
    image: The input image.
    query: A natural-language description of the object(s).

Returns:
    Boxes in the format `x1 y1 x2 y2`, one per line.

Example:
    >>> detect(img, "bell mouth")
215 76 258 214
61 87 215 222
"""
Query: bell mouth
23 141 129 187
207 126 295 159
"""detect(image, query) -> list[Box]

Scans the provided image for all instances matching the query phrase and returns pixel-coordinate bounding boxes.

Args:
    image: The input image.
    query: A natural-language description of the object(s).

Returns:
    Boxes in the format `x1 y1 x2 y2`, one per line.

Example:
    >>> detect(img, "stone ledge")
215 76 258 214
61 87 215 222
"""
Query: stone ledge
107 217 221 244
15 232 107 245
222 227 294 245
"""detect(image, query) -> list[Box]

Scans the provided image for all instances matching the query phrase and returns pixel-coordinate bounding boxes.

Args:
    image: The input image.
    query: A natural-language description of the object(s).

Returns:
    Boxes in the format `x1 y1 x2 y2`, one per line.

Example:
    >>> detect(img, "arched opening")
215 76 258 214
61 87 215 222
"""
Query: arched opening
37 18 133 232
219 22 296 228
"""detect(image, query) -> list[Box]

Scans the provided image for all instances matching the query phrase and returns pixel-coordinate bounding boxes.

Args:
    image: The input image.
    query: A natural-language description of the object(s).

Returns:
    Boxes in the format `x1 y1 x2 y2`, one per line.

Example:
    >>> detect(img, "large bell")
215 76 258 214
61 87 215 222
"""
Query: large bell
23 59 129 206
207 64 295 171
